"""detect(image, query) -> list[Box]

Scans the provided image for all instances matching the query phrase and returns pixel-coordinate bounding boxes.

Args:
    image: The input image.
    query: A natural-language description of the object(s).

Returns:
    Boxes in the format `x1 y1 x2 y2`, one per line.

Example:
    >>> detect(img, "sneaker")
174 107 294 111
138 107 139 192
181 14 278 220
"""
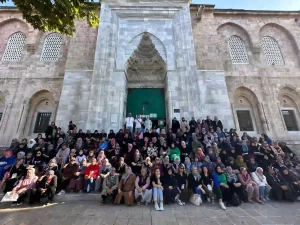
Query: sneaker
260 197 266 202
177 199 183 206
219 202 226 210
16 202 23 206
159 203 164 211
297 196 300 201
11 202 17 207
207 197 211 203
57 190 65 196
154 203 160 211
265 196 270 201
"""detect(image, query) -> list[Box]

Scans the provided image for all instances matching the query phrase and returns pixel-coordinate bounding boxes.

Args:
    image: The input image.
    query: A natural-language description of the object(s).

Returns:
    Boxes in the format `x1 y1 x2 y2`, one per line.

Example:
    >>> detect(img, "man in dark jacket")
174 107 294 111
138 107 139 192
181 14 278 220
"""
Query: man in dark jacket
189 117 197 133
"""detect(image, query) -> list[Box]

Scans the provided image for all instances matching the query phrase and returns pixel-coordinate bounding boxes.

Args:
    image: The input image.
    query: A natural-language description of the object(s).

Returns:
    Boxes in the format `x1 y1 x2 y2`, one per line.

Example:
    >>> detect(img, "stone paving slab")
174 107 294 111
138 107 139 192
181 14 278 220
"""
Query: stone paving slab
0 199 299 225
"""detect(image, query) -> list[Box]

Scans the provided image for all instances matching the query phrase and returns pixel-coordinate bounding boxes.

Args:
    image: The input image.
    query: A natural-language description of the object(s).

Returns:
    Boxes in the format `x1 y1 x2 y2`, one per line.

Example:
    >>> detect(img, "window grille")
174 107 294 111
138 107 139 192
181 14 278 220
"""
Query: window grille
40 33 62 61
228 36 249 64
34 112 52 133
261 36 284 65
2 32 26 61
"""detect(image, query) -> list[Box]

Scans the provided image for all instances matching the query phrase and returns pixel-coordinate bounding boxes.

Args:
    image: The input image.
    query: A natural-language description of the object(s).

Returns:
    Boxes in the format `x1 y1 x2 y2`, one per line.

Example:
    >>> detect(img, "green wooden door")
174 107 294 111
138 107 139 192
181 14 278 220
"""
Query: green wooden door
127 88 166 120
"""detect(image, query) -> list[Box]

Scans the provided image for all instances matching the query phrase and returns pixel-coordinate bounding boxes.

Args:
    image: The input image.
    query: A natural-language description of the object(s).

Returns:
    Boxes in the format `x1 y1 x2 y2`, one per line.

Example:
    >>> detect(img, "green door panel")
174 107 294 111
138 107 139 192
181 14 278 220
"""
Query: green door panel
127 88 166 120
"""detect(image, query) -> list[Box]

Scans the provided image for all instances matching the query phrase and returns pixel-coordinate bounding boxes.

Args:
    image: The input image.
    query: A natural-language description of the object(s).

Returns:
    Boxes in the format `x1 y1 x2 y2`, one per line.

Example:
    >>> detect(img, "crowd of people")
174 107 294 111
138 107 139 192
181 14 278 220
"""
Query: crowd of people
0 115 299 211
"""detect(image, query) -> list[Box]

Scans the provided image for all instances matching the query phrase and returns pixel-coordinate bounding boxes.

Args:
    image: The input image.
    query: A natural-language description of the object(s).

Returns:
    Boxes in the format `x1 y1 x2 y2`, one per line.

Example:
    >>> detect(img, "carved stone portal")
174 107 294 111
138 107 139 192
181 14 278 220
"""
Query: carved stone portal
126 32 166 82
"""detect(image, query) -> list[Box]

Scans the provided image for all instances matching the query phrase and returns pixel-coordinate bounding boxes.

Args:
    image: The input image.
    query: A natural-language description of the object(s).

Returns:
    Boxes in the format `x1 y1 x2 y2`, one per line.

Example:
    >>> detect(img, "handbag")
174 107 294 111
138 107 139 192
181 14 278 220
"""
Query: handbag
189 193 202 206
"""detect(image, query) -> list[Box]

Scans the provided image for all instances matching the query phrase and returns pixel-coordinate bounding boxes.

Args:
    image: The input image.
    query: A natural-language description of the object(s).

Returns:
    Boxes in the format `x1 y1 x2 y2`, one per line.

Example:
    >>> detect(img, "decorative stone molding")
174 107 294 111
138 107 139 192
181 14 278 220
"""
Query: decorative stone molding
26 44 36 54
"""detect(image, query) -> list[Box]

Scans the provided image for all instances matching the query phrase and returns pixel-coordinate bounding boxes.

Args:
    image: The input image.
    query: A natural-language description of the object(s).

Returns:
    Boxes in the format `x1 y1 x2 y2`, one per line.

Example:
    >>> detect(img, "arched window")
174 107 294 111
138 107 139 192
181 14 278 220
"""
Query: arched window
279 95 299 131
228 35 249 64
2 32 26 61
261 36 284 65
40 33 62 61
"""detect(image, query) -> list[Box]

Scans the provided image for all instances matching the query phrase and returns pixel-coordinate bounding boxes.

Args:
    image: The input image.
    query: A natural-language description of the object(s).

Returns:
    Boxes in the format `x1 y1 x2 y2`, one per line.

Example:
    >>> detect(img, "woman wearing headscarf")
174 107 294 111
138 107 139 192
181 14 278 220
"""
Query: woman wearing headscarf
212 165 228 210
27 139 36 152
32 150 47 173
251 167 271 202
247 157 258 173
225 166 243 202
116 157 127 180
280 167 300 200
11 167 38 206
55 138 64 151
235 155 247 170
143 157 152 176
114 167 136 206
188 166 205 204
266 167 295 201
76 150 86 165
30 170 57 204
95 158 112 191
238 167 262 204
74 138 84 153
2 159 26 193
169 143 180 162
159 142 170 158
202 156 214 173
163 167 180 205
101 167 119 205
56 143 70 169
87 150 96 164
68 159 87 192
195 148 205 162
179 141 190 163
135 168 152 205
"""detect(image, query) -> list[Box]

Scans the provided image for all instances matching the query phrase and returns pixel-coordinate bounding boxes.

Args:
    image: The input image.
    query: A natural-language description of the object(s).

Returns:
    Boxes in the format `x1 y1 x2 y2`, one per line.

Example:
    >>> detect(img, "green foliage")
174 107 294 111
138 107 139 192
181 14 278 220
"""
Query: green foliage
0 0 100 36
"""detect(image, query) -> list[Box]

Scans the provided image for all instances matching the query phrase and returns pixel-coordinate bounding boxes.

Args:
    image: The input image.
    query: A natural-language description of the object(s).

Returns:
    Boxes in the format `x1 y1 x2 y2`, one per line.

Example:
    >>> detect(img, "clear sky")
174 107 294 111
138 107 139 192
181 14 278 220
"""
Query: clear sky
0 0 300 11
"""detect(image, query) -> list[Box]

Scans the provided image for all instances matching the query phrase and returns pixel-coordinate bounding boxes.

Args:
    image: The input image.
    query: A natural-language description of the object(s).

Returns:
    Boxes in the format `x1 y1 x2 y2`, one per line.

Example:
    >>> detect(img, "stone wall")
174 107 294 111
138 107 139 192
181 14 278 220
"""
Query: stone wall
191 6 300 141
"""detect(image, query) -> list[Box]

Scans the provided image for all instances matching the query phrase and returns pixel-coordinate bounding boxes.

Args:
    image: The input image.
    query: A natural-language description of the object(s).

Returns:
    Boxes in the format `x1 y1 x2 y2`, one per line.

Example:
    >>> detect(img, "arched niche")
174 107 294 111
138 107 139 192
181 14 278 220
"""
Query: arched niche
24 90 57 136
233 87 262 134
278 87 300 131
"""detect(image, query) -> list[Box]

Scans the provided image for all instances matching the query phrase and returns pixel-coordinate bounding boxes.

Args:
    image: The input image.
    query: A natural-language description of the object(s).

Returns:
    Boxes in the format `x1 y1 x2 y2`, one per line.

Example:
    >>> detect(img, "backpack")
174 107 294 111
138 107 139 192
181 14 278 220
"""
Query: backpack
230 193 242 207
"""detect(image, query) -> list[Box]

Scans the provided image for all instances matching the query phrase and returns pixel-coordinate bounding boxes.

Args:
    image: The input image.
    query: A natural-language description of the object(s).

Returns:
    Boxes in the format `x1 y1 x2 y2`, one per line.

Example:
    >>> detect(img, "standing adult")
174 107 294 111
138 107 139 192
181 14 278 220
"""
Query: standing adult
134 114 143 133
205 116 213 129
212 116 223 131
189 117 197 133
171 117 180 134
144 116 152 132
124 113 135 133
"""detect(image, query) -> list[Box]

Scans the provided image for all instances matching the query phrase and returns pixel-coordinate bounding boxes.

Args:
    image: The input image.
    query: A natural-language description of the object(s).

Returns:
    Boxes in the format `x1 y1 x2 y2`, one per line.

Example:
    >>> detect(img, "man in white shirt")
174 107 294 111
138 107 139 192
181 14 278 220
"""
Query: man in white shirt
124 113 134 133
134 114 143 132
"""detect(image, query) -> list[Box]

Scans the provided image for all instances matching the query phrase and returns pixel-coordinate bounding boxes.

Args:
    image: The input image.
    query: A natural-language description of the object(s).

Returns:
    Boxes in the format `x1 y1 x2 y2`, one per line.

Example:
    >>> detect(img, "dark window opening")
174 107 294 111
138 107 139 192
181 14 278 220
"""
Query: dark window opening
282 110 299 131
34 112 52 133
236 110 254 131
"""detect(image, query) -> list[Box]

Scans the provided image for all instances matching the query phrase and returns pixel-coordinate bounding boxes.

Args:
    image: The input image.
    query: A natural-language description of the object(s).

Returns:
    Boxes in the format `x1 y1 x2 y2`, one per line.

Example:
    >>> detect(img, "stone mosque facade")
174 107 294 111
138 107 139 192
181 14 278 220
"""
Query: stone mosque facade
0 0 300 148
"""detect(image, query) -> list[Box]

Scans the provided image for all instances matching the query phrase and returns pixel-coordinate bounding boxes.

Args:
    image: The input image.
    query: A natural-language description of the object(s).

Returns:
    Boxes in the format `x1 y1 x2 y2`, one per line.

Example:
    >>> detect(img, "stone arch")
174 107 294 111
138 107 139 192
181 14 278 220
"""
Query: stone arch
277 87 300 131
125 32 167 86
23 90 57 136
125 32 167 64
217 22 253 49
260 23 300 65
0 19 29 58
232 87 263 133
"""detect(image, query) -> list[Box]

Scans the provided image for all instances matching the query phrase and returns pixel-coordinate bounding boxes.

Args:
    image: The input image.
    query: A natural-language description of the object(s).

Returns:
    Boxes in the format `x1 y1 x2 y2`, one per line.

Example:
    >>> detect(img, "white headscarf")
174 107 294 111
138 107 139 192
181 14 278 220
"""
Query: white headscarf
27 139 36 148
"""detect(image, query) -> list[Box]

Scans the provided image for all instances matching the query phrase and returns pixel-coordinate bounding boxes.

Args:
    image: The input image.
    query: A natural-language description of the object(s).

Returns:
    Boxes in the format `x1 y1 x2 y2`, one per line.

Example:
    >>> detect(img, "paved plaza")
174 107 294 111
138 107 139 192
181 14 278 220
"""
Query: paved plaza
0 194 299 225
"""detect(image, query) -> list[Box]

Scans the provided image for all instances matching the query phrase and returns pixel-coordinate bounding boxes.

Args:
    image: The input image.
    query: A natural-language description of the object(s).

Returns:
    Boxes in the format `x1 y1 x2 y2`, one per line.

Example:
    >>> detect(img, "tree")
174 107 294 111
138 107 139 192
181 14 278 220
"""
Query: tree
0 0 100 36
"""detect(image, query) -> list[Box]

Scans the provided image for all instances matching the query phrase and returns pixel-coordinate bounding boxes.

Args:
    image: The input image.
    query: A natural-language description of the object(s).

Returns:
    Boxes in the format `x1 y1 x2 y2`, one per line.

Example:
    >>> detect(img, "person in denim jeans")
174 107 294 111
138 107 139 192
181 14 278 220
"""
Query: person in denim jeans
251 167 271 201
151 168 164 211
84 158 99 193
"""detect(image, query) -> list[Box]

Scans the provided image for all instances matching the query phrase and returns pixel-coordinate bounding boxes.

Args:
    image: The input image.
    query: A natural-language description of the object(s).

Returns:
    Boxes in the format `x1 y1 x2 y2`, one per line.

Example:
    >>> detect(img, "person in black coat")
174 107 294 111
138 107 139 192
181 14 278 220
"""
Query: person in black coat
189 117 197 133
212 116 223 132
171 118 180 134
30 170 58 204
163 167 179 204
3 159 26 193
108 130 116 140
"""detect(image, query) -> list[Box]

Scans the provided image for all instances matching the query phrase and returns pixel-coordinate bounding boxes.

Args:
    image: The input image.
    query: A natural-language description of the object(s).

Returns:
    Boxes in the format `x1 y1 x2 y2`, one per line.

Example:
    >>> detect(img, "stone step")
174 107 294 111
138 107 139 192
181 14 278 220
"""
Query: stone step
56 193 102 202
